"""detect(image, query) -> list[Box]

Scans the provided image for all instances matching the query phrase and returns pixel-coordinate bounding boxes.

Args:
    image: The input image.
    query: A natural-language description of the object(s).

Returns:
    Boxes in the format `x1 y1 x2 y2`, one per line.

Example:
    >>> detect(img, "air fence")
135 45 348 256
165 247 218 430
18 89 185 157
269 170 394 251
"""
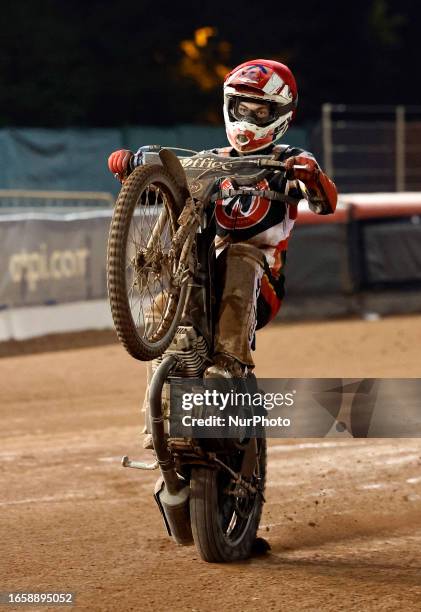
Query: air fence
1 189 421 341
0 191 114 340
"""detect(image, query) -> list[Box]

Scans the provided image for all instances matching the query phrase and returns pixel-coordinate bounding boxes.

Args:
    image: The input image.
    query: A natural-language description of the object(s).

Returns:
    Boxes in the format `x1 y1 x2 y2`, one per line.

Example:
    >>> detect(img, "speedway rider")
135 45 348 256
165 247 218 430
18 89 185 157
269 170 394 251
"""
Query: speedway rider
108 59 338 379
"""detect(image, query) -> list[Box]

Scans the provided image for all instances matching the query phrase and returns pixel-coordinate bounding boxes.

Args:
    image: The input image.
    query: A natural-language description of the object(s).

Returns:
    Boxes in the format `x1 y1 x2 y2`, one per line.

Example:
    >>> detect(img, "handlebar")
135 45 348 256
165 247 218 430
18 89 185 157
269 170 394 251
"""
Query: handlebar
115 146 311 188
256 159 309 171
137 145 309 172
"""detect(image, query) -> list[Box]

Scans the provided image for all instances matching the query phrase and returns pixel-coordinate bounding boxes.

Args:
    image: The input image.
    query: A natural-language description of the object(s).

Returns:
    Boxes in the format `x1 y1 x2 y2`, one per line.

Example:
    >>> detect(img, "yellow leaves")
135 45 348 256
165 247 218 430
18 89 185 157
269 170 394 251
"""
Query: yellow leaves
215 63 229 80
178 27 231 92
180 40 200 60
194 27 216 48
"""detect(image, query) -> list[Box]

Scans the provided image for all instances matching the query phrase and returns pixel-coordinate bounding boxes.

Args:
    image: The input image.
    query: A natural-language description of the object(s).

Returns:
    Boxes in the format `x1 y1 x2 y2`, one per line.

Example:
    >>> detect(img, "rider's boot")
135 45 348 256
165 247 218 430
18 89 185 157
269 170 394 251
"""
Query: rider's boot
205 243 265 378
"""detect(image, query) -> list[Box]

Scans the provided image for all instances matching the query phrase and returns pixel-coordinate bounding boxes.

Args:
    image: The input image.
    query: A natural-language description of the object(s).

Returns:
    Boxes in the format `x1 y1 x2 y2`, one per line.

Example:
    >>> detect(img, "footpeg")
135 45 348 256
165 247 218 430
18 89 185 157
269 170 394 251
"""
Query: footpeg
121 455 158 470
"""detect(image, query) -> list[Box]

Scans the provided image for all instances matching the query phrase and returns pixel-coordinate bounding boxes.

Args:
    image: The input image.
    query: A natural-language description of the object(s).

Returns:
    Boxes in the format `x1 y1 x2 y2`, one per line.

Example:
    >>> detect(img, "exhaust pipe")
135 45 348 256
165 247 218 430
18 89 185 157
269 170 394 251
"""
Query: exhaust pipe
150 355 193 545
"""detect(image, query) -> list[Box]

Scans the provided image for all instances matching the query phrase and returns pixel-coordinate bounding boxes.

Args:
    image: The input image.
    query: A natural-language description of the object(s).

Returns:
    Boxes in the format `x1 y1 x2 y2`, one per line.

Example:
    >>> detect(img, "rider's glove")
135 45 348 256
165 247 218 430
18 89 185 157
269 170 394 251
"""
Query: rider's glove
285 155 337 215
108 149 134 182
284 155 320 187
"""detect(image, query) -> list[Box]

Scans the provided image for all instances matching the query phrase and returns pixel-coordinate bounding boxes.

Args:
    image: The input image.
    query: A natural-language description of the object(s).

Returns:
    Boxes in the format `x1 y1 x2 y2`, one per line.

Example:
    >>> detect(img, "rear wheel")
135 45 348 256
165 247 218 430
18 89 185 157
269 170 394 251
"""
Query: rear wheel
107 164 189 361
189 439 266 562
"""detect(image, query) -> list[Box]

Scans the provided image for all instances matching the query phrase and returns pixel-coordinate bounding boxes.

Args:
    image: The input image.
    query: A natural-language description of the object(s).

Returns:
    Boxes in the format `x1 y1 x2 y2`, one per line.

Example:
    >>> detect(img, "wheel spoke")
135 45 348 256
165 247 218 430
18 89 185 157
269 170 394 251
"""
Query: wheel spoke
123 180 180 344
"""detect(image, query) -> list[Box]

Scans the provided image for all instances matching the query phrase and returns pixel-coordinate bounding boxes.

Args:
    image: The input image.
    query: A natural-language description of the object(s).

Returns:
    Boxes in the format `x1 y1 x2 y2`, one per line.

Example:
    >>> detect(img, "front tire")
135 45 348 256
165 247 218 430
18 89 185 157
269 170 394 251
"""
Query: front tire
107 164 188 361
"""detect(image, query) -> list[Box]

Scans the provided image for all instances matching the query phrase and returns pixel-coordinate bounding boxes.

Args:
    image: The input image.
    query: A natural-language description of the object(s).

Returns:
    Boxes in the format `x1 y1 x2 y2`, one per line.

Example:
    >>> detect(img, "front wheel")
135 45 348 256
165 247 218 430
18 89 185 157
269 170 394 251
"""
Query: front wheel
189 439 266 562
107 164 189 361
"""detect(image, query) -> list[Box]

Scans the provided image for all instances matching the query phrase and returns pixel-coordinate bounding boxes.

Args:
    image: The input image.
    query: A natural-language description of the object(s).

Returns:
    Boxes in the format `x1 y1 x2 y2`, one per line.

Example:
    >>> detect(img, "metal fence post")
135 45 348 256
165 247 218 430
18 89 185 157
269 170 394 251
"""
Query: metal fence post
395 105 405 191
322 103 334 176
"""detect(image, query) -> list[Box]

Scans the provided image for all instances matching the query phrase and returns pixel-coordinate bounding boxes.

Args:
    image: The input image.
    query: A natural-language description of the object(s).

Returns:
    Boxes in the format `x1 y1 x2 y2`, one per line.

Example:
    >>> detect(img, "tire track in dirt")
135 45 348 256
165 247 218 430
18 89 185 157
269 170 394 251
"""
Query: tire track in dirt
1 315 421 611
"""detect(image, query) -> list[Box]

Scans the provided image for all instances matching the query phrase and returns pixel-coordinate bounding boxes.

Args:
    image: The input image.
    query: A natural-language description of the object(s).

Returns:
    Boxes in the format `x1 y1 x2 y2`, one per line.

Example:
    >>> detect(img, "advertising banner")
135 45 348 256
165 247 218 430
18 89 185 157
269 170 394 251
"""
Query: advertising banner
0 213 111 308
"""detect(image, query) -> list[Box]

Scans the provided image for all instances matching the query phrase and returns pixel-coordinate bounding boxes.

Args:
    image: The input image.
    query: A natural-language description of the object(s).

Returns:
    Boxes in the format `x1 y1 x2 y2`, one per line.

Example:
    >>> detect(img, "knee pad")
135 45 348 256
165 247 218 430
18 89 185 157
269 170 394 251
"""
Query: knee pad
225 242 265 271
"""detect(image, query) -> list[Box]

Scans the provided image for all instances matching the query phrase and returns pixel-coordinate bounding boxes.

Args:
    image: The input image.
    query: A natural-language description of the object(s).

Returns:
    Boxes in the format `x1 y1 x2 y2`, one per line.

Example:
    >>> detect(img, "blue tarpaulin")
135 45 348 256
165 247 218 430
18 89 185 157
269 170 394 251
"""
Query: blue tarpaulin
0 126 308 193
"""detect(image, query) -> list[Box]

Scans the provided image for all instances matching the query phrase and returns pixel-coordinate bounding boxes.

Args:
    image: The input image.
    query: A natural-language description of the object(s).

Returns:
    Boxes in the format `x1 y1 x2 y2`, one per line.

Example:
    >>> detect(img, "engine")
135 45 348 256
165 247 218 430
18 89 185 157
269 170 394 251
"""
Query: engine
152 326 210 379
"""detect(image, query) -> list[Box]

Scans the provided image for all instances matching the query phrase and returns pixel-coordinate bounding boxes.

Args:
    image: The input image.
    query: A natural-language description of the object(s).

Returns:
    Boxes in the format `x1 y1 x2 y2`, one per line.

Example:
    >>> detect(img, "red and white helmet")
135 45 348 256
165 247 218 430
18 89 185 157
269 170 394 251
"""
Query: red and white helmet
223 59 298 153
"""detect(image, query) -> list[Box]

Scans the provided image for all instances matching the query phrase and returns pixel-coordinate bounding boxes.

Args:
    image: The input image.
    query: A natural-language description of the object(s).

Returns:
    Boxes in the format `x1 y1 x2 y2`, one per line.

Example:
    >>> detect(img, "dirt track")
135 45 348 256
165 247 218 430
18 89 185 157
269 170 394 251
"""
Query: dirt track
1 315 421 611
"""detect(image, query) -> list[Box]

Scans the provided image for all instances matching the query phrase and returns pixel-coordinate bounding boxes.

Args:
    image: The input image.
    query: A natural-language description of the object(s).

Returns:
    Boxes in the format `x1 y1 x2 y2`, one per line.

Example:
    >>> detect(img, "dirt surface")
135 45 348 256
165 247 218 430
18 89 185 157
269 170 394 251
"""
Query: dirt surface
0 330 119 359
1 315 421 611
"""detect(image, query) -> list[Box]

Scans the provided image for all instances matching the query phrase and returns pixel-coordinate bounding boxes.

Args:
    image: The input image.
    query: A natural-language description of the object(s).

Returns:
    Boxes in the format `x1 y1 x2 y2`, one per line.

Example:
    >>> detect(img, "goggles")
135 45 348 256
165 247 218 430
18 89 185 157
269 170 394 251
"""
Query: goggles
228 96 293 126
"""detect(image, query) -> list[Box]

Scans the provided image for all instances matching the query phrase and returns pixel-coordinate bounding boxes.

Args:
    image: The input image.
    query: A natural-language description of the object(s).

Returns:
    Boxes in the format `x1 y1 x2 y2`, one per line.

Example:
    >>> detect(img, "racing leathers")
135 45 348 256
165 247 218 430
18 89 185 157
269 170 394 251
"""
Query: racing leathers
201 142 337 372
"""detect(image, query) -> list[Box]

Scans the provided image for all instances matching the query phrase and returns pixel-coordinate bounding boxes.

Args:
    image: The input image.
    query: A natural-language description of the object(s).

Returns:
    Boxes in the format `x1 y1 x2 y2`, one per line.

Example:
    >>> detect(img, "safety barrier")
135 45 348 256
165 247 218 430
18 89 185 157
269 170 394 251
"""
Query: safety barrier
283 192 421 319
0 189 114 212
1 192 421 338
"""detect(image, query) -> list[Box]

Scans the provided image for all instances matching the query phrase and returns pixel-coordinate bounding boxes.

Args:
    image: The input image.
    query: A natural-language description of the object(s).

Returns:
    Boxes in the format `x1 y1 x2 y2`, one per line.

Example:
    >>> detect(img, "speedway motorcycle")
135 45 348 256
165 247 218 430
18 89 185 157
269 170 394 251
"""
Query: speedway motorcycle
107 146 298 562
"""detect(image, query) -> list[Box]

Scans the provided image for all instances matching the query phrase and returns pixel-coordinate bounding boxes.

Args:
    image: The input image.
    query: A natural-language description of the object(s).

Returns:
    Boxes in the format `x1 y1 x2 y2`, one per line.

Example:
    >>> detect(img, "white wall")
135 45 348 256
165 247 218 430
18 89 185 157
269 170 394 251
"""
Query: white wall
0 300 113 341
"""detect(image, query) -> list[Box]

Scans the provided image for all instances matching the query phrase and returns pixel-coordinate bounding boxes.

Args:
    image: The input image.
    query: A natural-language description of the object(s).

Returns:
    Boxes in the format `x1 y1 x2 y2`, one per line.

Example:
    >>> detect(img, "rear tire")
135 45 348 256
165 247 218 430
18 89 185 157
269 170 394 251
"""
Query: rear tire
189 439 266 562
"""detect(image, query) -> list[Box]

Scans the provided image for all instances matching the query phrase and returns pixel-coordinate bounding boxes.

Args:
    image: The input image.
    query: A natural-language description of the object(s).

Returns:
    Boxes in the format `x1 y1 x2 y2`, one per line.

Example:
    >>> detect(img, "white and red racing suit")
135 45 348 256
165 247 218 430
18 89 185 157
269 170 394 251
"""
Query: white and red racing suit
206 143 337 330
131 141 337 369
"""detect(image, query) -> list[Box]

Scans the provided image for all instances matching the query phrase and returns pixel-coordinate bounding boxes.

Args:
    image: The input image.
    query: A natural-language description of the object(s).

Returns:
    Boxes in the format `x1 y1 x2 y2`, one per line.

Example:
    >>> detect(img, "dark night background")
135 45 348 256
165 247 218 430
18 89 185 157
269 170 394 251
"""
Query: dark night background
1 0 420 128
